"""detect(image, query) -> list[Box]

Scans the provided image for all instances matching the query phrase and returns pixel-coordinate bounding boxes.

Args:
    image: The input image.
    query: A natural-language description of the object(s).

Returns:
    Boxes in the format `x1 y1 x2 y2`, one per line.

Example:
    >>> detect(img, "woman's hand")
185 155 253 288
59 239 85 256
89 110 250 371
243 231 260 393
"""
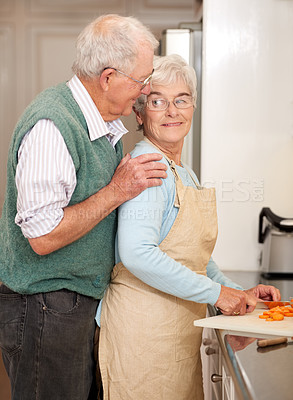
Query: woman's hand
244 284 281 302
214 284 281 316
214 285 258 316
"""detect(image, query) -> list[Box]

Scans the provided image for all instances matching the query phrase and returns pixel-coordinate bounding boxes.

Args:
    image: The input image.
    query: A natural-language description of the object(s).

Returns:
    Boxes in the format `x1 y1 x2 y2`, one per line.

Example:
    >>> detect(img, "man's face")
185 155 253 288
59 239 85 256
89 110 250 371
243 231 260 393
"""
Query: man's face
105 44 154 119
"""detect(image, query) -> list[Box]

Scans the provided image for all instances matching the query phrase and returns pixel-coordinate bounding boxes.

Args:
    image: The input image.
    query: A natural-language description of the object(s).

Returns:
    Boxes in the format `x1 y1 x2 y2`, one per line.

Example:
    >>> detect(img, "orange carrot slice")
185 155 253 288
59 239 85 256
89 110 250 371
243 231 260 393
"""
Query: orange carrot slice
272 313 284 321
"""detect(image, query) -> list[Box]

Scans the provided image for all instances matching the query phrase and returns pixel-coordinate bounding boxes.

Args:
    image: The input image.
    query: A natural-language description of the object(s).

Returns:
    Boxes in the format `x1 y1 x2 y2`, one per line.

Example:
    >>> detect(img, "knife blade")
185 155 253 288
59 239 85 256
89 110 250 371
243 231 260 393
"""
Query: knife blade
255 300 292 309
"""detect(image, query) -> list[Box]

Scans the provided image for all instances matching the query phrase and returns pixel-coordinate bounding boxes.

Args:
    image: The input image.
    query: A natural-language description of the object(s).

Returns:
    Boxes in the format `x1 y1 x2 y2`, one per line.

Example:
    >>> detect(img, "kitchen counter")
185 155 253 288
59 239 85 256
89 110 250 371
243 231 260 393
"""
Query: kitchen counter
209 304 293 400
207 270 293 400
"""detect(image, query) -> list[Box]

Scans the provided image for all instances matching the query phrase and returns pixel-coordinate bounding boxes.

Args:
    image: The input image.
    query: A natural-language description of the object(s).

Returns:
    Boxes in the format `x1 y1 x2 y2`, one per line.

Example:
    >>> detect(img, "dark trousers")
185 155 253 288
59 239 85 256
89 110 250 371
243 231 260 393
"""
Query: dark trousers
0 284 99 400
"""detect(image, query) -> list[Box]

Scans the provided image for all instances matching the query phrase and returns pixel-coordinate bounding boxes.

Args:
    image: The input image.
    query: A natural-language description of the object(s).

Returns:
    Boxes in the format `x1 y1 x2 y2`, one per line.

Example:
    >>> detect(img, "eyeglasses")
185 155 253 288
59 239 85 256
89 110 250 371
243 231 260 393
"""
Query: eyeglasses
146 95 194 111
104 67 154 90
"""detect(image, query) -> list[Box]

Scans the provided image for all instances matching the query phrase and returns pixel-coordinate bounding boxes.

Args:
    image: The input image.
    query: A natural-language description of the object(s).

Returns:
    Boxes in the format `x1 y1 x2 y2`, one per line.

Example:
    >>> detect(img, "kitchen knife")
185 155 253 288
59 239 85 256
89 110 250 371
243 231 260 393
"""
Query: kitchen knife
255 300 292 309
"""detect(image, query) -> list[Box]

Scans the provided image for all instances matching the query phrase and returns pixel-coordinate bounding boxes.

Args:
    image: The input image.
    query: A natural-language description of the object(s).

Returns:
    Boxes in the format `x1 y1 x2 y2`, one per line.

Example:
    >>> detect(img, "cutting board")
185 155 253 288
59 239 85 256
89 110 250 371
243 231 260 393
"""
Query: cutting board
194 309 293 339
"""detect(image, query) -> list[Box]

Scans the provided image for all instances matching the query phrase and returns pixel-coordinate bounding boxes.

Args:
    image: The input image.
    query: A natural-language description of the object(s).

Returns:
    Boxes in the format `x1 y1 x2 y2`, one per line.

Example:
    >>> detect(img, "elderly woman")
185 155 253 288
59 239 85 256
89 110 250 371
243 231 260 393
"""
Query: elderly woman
98 54 280 400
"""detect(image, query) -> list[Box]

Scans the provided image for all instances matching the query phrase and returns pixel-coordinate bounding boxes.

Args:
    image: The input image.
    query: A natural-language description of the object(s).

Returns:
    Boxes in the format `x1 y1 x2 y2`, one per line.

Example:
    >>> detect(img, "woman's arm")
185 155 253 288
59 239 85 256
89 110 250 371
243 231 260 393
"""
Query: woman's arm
117 178 221 305
206 258 243 290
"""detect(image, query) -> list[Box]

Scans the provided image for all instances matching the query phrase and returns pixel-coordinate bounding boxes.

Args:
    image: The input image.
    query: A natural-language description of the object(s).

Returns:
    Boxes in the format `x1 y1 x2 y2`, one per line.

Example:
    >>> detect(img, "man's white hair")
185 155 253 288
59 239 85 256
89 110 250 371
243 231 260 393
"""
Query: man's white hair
72 14 159 78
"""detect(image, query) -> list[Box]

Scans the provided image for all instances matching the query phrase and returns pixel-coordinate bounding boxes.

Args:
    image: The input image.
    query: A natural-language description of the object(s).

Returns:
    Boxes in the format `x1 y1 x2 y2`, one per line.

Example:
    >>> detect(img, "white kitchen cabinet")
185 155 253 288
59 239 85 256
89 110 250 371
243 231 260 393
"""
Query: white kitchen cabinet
201 326 222 400
221 351 235 400
201 303 253 400
202 326 244 400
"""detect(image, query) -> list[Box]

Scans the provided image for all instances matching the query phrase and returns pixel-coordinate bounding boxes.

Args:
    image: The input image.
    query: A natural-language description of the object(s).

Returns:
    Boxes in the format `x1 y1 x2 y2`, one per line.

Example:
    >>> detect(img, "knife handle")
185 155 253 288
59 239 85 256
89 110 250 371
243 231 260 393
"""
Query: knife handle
257 337 288 348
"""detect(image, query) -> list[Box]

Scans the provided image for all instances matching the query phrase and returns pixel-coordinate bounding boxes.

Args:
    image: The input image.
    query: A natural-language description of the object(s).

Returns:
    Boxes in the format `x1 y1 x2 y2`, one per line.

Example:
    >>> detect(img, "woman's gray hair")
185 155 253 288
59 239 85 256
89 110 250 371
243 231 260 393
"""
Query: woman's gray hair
72 14 159 78
134 54 197 117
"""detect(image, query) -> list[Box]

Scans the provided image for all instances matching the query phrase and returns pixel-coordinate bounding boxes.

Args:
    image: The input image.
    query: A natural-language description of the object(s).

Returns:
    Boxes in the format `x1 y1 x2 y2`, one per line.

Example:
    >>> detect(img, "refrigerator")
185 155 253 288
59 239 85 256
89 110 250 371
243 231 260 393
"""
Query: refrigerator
161 24 202 179
160 0 293 279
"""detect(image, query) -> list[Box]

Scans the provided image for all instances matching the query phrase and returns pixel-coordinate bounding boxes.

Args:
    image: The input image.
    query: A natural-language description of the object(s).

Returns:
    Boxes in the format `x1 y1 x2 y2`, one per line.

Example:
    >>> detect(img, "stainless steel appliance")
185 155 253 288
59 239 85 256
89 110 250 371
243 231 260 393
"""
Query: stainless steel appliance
258 207 293 298
161 24 202 179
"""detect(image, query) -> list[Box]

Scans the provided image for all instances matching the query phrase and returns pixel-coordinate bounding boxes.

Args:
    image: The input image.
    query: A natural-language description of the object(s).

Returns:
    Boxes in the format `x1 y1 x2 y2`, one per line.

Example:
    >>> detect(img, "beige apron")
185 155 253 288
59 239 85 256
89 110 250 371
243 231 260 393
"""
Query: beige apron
99 150 218 400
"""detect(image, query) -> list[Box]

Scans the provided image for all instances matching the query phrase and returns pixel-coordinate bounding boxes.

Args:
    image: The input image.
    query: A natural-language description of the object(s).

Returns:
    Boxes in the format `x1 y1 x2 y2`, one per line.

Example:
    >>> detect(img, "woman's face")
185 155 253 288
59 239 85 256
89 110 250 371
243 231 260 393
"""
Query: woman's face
137 79 194 149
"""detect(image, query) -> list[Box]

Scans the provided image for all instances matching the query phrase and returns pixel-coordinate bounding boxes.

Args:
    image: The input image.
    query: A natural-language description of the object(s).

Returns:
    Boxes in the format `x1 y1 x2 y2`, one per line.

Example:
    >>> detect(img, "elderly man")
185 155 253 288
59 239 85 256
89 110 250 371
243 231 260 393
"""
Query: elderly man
0 14 167 400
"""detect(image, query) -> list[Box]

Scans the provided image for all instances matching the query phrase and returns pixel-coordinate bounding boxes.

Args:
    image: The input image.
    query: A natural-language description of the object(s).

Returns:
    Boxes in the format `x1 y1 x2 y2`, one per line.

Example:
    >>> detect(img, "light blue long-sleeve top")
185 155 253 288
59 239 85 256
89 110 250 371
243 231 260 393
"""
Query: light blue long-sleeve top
96 140 243 325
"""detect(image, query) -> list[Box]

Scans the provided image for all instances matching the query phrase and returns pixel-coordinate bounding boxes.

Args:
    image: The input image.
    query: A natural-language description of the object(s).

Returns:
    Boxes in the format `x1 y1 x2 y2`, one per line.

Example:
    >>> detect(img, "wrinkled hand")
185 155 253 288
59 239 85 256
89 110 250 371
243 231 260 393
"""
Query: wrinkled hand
214 285 258 316
244 284 281 302
109 153 167 202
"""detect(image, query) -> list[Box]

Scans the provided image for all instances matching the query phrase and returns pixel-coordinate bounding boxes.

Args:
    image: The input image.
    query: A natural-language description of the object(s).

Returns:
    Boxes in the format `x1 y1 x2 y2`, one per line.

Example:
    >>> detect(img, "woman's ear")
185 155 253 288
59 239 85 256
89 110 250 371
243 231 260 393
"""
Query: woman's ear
133 108 144 126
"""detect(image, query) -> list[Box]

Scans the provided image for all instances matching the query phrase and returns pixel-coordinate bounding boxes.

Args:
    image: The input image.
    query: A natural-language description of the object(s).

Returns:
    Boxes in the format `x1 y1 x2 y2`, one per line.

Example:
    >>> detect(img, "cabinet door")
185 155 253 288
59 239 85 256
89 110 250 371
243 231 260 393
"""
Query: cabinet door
201 327 222 400
222 357 235 400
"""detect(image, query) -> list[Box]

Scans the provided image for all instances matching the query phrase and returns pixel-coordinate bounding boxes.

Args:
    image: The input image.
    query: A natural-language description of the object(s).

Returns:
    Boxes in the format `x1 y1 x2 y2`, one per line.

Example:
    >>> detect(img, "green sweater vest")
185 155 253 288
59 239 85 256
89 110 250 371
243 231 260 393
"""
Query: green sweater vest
0 82 123 298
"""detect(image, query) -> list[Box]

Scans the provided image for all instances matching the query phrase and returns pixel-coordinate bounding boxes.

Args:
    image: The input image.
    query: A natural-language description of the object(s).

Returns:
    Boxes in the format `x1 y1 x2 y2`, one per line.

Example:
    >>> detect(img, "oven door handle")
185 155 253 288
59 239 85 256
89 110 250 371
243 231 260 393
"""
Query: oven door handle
258 207 293 243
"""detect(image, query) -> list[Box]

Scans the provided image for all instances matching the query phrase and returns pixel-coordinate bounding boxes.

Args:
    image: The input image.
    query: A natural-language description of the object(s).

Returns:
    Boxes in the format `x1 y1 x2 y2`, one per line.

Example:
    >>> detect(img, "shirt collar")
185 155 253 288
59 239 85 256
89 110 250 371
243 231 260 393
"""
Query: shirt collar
67 75 128 145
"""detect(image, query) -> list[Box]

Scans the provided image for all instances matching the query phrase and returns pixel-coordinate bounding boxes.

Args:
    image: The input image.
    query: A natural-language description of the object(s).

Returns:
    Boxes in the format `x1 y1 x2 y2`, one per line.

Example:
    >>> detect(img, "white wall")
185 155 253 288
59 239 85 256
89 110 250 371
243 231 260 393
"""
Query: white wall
201 0 293 271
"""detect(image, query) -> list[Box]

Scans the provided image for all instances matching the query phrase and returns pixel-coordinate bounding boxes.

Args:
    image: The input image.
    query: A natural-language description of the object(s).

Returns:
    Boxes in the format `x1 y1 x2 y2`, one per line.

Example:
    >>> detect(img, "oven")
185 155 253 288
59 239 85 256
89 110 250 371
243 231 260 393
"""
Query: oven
258 207 293 299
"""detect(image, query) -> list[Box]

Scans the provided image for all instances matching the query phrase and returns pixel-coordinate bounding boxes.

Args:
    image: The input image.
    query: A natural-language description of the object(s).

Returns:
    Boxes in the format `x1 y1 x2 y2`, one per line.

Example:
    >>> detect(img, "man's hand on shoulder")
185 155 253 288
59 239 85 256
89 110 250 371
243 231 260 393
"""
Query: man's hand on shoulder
109 153 167 203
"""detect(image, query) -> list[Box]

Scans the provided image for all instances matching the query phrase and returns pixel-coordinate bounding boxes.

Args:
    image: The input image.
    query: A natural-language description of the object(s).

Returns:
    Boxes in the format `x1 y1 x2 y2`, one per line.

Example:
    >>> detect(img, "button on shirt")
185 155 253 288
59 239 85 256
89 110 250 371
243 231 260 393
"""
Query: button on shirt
15 75 128 239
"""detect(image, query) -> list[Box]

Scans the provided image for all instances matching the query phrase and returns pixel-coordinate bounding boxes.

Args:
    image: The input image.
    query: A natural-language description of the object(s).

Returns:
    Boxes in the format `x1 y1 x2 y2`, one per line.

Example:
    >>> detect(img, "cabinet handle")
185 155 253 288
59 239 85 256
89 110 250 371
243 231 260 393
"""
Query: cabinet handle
211 373 222 383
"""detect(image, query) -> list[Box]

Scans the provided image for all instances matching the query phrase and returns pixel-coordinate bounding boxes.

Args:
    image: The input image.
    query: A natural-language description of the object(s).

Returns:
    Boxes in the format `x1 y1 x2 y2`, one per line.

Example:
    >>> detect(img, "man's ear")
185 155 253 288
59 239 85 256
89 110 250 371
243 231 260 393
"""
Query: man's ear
99 68 115 91
133 108 144 126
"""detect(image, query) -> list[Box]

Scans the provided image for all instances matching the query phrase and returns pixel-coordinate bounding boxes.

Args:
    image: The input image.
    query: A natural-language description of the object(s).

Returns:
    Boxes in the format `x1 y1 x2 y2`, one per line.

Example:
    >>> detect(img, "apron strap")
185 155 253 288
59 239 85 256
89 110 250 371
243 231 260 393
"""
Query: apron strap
143 138 185 207
168 159 183 208
185 169 203 190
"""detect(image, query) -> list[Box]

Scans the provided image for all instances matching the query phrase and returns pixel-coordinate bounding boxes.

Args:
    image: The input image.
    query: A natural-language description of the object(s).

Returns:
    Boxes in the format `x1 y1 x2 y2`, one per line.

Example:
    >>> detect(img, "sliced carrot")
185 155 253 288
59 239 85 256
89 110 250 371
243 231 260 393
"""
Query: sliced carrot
259 298 293 321
282 307 290 311
270 306 282 312
272 313 284 321
267 302 279 309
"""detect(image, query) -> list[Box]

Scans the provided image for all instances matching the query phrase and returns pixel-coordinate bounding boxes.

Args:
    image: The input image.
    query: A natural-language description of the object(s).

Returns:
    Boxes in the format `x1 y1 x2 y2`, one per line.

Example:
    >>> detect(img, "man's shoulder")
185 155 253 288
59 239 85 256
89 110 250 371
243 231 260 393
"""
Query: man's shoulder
19 82 83 131
31 82 73 111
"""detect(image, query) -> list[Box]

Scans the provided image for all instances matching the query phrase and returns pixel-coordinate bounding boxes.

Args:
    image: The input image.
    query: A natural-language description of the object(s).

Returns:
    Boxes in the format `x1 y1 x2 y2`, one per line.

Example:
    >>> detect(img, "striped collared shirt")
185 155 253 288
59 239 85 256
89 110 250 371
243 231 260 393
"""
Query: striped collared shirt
15 75 128 238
